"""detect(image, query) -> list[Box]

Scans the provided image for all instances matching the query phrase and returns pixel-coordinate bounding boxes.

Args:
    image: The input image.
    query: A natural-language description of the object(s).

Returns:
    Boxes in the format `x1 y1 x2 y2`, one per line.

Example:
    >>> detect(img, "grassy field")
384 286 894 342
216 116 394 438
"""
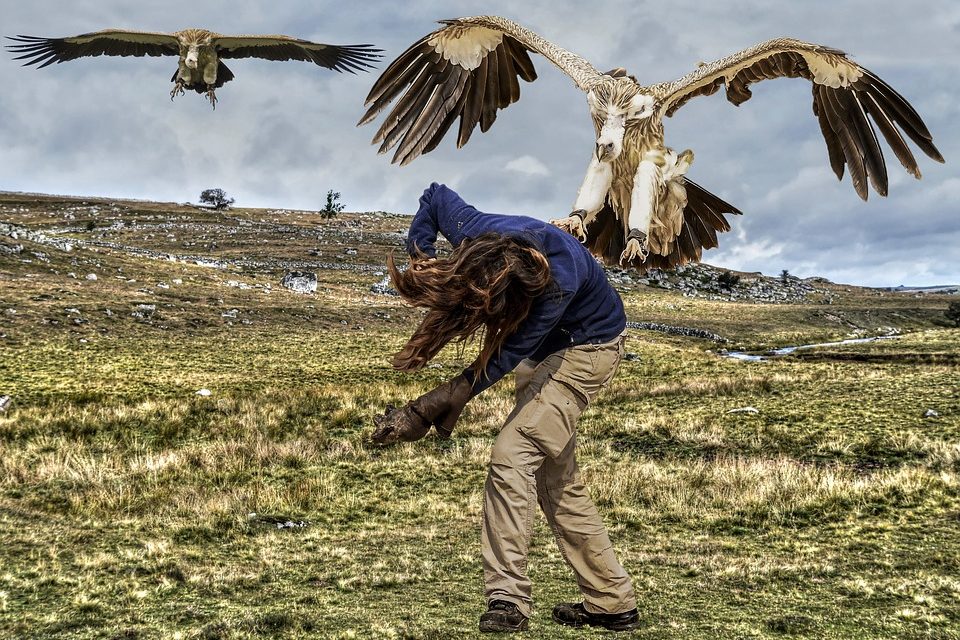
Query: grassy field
1 193 959 639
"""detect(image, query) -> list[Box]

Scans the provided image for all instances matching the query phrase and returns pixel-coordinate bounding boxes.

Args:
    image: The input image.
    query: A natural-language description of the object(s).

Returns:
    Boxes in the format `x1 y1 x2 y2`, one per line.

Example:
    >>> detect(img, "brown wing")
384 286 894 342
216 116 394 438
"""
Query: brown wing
358 16 603 166
6 30 180 67
653 38 944 201
213 35 381 73
586 181 741 273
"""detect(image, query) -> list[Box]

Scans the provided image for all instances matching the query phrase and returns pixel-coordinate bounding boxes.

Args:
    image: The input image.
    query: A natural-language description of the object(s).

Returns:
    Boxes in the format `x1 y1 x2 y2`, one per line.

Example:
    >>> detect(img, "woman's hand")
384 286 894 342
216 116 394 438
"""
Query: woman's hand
409 374 473 438
371 403 431 445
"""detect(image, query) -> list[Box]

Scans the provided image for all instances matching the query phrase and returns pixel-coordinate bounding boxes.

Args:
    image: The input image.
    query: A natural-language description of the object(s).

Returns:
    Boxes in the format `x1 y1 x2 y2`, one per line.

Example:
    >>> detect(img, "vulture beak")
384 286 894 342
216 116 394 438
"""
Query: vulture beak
185 48 199 69
595 114 624 162
596 142 615 162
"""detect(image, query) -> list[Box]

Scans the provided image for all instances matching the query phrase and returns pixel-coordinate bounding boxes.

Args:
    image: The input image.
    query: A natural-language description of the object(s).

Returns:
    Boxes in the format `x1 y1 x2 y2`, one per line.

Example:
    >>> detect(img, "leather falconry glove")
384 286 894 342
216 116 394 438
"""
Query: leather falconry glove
409 374 473 438
371 403 431 445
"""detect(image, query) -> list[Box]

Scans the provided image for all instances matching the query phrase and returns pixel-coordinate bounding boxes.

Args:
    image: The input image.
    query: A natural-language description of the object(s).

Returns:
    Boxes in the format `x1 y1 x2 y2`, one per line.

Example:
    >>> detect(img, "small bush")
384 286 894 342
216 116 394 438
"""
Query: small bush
946 301 960 327
320 190 345 219
718 271 741 290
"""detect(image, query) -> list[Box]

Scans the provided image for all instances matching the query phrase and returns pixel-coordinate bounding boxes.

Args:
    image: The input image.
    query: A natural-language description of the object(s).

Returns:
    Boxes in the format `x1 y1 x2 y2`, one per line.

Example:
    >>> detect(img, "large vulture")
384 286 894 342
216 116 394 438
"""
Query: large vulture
7 28 381 108
359 16 943 272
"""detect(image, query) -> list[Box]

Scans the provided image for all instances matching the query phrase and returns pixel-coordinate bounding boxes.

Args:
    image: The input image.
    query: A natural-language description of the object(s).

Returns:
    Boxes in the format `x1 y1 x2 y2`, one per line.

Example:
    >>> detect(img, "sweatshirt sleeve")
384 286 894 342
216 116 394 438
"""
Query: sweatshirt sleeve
406 183 472 257
463 289 573 396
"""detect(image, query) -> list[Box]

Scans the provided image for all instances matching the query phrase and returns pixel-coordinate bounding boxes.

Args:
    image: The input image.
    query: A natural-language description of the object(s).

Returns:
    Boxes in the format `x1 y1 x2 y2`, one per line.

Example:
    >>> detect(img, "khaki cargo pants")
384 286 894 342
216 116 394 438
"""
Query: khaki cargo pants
481 332 636 617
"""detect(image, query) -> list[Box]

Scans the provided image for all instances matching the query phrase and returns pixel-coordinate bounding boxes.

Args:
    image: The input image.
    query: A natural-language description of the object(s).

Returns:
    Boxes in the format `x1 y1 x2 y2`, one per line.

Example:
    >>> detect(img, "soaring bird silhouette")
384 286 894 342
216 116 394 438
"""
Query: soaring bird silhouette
360 16 943 272
7 28 381 108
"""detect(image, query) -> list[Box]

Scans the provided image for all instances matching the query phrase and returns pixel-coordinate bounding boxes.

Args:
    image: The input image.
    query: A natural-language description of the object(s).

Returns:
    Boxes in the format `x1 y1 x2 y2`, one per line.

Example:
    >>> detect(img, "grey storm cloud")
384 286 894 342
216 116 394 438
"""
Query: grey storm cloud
1 0 958 286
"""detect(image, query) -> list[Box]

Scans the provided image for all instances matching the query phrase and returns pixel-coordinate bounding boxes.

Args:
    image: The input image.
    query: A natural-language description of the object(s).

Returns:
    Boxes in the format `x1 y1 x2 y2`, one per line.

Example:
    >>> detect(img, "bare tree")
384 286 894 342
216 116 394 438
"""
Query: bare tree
199 188 235 210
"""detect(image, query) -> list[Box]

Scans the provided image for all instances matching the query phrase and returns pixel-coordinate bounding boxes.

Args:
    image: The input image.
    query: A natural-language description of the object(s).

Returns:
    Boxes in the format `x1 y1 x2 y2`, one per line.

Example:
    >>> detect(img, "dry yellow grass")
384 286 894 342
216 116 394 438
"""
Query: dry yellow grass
1 193 958 638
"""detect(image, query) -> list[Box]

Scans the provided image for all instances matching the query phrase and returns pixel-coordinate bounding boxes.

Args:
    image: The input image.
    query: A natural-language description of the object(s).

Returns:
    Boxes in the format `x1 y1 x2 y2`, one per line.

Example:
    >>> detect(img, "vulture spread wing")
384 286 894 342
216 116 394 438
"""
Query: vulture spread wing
6 30 180 67
653 38 944 200
358 15 605 165
586 181 742 273
213 35 381 73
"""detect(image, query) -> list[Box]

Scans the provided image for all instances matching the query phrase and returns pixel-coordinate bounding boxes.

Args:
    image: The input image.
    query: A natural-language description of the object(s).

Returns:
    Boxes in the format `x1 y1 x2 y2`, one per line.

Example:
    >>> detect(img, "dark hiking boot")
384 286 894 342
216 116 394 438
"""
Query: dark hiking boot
479 599 529 633
552 602 640 631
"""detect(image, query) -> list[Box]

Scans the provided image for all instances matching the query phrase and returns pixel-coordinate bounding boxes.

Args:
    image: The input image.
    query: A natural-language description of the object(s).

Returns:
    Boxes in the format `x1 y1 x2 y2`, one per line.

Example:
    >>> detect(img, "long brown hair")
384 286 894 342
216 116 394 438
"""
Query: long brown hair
388 233 552 377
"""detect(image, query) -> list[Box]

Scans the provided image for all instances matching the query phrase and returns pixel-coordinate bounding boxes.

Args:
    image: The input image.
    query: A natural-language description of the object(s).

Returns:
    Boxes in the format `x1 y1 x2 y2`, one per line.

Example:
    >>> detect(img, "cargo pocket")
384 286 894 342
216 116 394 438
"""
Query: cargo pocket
517 373 587 459
599 352 622 389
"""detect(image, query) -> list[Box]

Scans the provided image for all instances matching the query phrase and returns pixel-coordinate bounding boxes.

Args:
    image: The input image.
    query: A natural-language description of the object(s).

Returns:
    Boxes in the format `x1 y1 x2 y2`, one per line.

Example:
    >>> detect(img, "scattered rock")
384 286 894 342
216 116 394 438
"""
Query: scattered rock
924 409 939 418
85 273 98 281
132 304 156 319
369 276 398 296
727 406 760 414
280 271 317 294
615 263 824 304
1 221 73 252
196 388 212 397
247 512 310 530
625 321 727 343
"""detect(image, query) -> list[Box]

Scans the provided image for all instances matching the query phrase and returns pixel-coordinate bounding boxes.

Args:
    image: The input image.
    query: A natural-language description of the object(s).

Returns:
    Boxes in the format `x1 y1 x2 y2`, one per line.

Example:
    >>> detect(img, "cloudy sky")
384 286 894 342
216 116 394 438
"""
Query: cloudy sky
2 0 957 286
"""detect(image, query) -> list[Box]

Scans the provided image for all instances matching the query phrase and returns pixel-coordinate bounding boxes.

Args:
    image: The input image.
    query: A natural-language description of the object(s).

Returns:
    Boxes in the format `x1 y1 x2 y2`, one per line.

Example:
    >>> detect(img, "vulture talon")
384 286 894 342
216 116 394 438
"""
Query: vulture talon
619 230 649 264
206 87 218 109
550 210 588 243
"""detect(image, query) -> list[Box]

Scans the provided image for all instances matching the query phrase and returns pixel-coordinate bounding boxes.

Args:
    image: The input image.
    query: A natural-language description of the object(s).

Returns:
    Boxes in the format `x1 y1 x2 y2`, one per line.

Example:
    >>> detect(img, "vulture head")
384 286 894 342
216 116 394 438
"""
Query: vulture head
179 31 214 70
587 80 656 162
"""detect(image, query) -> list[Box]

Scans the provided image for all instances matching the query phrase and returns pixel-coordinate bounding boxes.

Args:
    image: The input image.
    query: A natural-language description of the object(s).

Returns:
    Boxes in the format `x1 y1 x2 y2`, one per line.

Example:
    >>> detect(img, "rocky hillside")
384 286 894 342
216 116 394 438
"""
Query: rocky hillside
606 262 831 304
0 193 856 307
1 192 955 347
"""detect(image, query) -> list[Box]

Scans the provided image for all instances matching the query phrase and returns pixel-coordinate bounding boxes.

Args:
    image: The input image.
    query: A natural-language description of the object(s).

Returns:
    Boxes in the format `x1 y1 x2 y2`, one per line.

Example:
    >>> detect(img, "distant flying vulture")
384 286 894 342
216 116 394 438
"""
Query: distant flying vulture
360 16 944 272
6 28 382 108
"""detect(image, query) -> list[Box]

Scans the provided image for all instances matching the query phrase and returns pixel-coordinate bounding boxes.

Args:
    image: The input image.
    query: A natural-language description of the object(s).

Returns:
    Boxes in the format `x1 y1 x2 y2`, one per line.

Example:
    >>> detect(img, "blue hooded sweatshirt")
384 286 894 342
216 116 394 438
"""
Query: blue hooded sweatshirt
406 183 626 396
